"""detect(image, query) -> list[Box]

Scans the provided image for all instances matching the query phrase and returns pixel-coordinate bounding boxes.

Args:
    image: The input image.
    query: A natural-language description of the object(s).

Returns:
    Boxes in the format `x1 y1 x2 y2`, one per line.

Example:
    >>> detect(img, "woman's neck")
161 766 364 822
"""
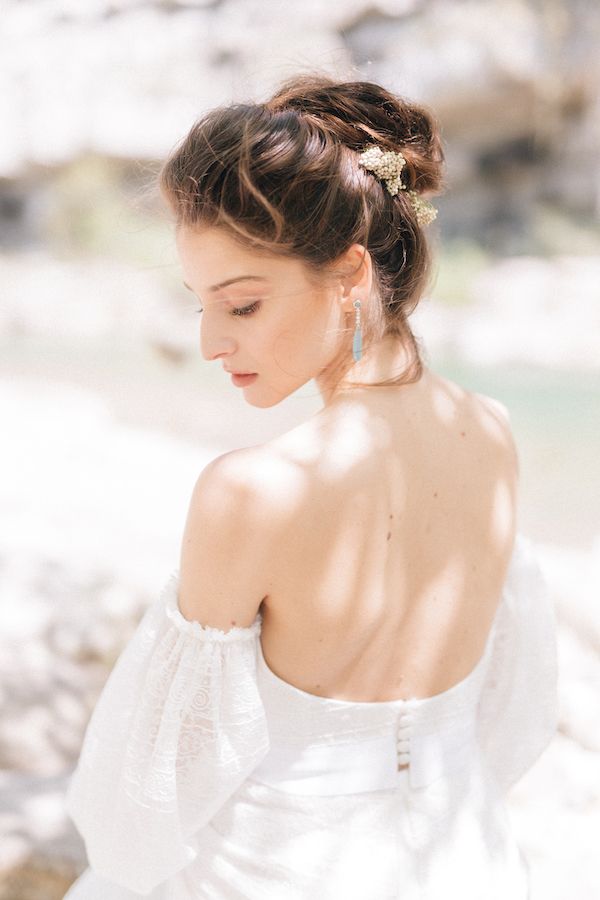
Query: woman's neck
318 333 425 407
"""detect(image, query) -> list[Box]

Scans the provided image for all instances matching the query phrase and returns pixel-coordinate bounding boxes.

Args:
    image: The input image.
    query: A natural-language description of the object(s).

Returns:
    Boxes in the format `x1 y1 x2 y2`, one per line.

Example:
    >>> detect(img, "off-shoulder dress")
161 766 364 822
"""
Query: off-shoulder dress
64 530 559 899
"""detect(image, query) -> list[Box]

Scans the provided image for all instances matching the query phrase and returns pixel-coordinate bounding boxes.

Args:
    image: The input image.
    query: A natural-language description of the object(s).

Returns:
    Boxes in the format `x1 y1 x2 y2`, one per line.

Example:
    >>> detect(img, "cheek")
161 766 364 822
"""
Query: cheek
265 308 320 373
261 294 339 374
267 324 302 366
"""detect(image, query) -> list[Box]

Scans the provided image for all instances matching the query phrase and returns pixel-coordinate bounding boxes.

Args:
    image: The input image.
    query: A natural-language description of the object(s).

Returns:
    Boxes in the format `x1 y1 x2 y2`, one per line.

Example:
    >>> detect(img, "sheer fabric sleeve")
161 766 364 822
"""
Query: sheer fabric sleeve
64 570 270 896
477 532 559 794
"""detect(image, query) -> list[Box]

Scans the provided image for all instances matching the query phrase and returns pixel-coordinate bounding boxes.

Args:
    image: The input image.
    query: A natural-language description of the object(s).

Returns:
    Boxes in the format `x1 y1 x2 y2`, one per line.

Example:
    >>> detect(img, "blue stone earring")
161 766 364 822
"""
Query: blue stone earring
352 299 362 362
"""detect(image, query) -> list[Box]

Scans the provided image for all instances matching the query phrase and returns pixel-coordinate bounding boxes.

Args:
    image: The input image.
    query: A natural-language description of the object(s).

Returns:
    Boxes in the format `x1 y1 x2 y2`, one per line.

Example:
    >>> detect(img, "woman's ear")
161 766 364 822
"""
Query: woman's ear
338 243 372 311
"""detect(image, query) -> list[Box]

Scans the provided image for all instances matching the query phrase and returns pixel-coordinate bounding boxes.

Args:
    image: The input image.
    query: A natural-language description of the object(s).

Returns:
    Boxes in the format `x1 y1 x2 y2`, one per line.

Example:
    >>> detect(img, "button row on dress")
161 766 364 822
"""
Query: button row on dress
396 712 414 770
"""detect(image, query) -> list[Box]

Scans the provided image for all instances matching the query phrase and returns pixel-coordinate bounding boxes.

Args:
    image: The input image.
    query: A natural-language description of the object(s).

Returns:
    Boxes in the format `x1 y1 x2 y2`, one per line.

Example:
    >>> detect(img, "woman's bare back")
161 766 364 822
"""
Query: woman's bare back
258 366 519 703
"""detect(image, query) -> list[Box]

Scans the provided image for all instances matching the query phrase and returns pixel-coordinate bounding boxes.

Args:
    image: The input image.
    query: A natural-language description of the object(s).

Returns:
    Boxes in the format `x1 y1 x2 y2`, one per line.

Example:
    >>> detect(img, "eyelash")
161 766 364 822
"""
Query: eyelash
194 300 261 317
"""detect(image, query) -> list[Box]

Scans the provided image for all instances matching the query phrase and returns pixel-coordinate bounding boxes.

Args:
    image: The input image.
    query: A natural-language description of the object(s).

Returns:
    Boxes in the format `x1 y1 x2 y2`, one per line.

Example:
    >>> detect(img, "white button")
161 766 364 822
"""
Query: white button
397 752 410 763
397 738 410 749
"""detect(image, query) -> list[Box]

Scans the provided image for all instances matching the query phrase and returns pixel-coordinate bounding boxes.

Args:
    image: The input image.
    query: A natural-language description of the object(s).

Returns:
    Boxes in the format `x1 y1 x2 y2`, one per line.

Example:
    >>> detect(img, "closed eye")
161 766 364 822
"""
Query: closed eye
194 300 261 317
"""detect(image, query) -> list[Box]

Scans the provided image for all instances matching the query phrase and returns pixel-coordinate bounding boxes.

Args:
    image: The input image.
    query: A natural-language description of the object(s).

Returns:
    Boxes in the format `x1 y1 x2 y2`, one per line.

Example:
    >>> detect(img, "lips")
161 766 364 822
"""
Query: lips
230 373 258 388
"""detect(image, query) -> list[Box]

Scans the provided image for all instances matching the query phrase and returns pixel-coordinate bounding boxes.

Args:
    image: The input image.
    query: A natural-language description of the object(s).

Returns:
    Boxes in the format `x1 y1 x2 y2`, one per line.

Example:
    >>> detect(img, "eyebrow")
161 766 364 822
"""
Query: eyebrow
182 275 268 293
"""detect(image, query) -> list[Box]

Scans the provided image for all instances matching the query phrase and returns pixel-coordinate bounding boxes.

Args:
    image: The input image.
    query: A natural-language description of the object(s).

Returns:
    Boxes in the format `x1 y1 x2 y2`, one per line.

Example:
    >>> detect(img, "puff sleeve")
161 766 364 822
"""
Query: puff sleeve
64 570 270 896
477 532 559 794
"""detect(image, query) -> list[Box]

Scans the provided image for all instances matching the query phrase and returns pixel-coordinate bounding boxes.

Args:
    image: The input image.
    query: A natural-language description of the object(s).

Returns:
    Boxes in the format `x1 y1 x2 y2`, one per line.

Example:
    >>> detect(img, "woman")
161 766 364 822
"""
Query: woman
64 73 559 899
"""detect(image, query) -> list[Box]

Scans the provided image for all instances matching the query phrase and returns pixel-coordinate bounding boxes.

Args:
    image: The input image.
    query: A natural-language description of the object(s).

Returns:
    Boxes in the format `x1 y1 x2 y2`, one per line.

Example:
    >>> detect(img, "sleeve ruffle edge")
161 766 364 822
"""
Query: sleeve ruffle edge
162 569 263 642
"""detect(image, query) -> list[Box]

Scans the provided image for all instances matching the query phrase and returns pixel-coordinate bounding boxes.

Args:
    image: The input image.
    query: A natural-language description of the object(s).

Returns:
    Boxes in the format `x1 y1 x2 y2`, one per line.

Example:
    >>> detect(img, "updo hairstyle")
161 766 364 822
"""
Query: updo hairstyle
159 72 447 388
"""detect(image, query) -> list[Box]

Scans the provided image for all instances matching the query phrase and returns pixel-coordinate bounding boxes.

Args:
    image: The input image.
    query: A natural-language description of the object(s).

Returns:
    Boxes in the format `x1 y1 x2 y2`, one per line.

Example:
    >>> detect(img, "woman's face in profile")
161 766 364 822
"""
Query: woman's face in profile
175 225 348 408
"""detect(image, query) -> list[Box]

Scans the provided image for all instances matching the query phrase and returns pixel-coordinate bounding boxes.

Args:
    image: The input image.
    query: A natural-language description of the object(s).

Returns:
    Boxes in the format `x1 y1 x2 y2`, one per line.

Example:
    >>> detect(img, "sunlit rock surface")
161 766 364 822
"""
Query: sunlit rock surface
1 0 599 222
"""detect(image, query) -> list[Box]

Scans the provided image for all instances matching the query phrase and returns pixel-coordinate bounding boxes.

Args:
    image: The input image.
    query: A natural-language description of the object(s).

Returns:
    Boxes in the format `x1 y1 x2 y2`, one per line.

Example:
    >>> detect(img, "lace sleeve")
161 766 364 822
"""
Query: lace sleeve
477 533 559 794
64 570 270 896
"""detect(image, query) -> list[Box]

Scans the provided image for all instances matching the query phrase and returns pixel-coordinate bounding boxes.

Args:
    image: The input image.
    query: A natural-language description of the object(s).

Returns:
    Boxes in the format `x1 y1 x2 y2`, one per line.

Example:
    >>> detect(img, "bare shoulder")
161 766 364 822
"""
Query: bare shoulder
469 389 519 479
177 445 300 628
407 369 519 479
471 390 510 424
196 443 306 534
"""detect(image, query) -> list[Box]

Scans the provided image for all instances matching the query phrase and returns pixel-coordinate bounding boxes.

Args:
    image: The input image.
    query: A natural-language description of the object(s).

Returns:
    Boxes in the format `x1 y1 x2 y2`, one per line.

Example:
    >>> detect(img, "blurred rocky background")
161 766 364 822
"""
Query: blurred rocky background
0 0 599 897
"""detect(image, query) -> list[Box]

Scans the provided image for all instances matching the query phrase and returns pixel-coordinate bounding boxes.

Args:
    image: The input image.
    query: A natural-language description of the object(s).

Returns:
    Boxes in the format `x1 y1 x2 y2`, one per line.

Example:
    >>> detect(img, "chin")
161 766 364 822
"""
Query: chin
238 381 305 409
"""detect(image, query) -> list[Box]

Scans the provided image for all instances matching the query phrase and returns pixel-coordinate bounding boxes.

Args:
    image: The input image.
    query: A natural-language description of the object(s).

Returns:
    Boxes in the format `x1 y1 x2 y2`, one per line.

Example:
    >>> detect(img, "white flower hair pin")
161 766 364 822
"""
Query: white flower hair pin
357 144 438 227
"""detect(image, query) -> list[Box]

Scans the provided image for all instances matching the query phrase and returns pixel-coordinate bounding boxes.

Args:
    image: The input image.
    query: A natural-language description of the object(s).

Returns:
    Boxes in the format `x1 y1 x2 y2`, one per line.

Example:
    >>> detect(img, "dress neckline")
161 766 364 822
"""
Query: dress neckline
256 533 523 708
257 605 500 708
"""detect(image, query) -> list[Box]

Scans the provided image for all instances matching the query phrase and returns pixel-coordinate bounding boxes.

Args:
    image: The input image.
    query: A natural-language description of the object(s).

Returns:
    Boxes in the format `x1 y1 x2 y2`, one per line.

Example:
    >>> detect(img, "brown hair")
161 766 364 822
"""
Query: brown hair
159 72 447 389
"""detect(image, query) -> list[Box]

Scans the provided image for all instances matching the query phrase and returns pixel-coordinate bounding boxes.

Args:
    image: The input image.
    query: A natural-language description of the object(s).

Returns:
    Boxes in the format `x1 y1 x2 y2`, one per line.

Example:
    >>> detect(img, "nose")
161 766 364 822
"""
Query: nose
200 323 237 363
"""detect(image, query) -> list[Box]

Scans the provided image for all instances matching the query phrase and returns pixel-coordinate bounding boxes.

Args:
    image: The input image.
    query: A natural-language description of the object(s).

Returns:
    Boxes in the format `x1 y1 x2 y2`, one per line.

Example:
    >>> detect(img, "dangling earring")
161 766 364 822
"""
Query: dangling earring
352 299 362 362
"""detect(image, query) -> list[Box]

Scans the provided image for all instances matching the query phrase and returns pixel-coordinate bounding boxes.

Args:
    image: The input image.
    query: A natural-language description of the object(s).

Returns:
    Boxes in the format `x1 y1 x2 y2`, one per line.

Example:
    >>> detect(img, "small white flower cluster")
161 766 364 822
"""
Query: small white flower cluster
406 190 438 227
357 144 438 227
358 144 407 196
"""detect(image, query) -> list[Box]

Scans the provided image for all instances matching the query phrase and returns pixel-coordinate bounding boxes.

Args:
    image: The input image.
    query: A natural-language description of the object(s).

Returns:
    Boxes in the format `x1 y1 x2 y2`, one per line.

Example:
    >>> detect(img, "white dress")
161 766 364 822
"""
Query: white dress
63 530 559 899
